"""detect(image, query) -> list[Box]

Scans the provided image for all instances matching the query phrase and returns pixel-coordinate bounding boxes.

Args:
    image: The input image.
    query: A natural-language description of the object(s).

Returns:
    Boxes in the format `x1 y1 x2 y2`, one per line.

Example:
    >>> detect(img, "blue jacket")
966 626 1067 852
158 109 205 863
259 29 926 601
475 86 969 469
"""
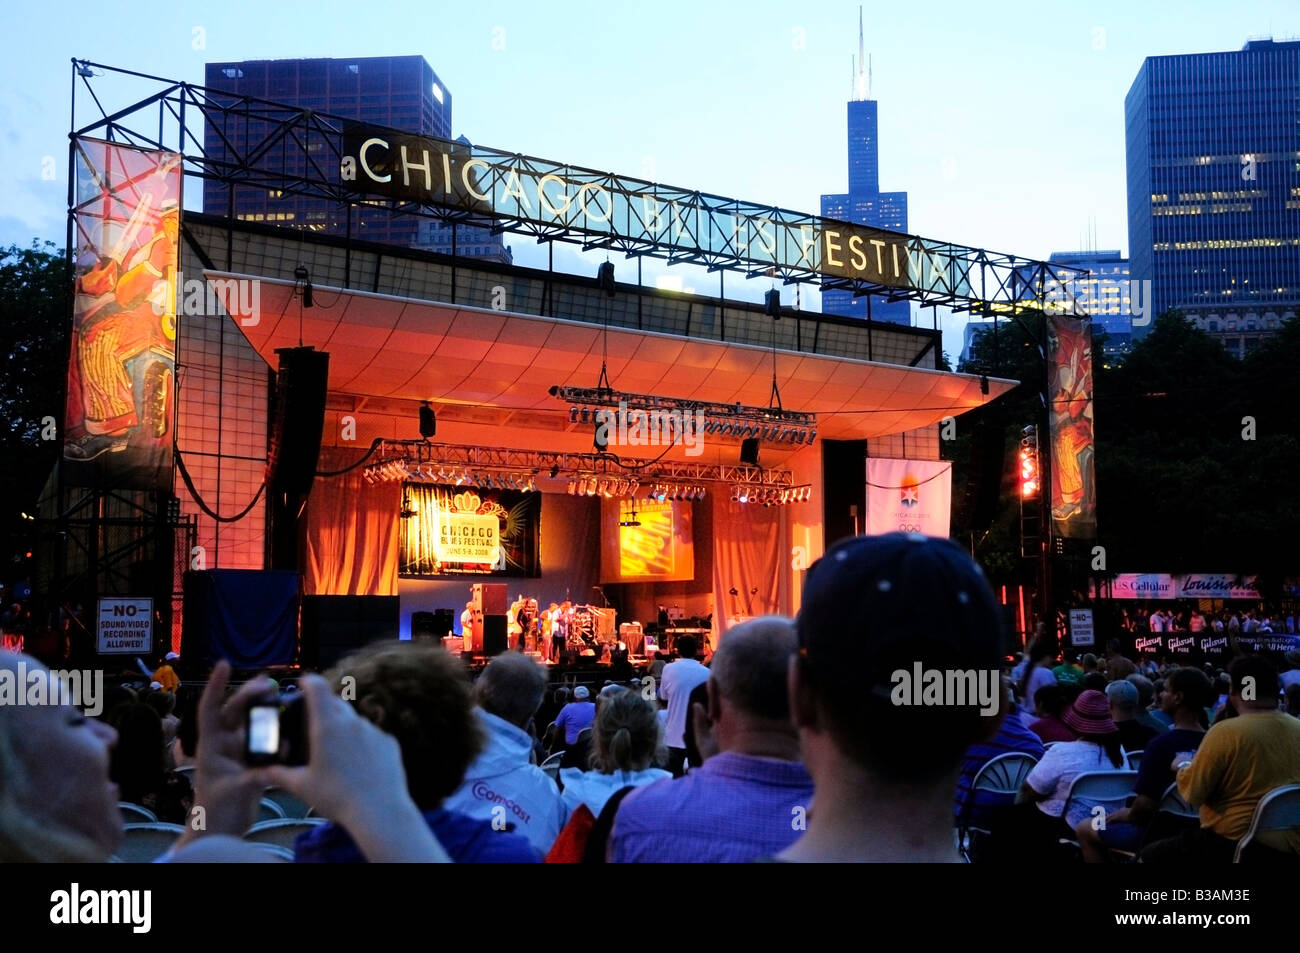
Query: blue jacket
294 807 540 863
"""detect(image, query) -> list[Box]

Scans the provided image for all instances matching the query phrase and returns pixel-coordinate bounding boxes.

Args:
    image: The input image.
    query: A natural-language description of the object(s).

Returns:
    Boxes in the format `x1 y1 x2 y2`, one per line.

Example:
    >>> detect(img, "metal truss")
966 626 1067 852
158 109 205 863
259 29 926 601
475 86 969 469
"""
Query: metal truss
367 440 797 488
70 61 1089 315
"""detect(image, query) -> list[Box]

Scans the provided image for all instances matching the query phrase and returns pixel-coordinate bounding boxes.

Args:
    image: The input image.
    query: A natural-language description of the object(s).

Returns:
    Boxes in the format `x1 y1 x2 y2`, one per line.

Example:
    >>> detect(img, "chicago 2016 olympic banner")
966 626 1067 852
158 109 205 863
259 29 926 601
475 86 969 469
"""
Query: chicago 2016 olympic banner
1046 314 1096 539
865 459 952 538
63 138 181 491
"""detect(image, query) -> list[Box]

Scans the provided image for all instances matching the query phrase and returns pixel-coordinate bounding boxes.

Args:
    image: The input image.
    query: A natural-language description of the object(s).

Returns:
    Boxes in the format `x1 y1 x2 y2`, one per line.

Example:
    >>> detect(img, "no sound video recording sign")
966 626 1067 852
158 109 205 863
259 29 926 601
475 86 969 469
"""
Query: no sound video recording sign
97 598 153 654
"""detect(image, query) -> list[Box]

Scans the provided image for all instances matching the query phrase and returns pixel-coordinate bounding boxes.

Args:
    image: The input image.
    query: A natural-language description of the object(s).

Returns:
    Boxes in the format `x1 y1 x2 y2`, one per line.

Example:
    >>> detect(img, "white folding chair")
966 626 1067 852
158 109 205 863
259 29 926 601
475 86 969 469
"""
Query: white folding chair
113 823 185 862
1058 770 1139 849
256 796 287 824
244 817 327 850
119 802 158 824
540 751 564 783
957 751 1039 862
1233 784 1300 863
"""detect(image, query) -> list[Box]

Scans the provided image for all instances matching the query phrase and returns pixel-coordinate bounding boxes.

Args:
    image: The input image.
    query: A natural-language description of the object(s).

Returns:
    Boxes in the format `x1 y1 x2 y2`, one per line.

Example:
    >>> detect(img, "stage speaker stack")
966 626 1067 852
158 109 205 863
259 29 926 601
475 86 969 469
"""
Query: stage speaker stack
266 346 330 496
958 405 1006 533
301 594 398 670
266 346 330 572
472 583 508 656
411 610 441 646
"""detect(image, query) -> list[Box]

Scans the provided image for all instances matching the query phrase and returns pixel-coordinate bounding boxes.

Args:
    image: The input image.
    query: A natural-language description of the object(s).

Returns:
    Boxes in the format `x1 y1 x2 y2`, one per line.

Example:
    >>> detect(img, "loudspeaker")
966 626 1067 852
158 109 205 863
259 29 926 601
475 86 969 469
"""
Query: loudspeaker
432 608 454 636
411 611 437 638
419 402 436 439
301 595 398 670
740 437 760 466
266 346 330 496
822 439 867 547
472 583 508 615
959 406 1007 532
481 615 507 656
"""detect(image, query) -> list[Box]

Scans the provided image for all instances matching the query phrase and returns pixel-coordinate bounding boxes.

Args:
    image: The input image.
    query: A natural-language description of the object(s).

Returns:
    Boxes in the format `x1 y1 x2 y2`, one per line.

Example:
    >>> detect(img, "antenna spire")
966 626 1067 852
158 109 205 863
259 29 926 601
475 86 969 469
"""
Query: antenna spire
856 6 868 100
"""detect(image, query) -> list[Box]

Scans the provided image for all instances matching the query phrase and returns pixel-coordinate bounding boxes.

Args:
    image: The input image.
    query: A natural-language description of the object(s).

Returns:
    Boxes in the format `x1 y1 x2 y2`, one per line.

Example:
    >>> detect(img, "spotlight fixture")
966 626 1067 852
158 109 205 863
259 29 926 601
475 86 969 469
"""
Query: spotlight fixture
619 509 642 528
550 464 560 478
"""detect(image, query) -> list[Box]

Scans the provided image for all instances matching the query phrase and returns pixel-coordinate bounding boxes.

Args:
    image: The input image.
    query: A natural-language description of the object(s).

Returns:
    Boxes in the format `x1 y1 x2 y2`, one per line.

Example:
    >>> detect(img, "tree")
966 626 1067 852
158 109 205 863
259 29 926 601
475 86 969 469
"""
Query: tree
0 242 69 573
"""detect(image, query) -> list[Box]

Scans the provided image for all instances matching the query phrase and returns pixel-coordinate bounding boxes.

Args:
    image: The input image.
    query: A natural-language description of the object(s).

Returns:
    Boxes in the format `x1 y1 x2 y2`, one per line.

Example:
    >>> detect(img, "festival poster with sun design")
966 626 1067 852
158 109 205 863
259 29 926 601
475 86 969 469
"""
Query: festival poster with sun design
399 485 540 577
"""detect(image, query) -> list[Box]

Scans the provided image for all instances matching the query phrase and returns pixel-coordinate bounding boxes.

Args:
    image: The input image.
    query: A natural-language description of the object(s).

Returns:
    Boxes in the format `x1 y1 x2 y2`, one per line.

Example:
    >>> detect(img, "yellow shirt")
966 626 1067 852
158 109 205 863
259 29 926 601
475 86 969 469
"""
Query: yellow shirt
152 664 180 693
1177 710 1300 853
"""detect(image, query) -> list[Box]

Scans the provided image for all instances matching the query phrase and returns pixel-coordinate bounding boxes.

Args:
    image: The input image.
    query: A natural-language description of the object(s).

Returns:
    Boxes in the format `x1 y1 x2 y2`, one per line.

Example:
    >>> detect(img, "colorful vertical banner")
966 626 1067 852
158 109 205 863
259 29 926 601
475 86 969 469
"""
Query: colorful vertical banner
1046 314 1096 539
64 138 182 491
865 458 953 538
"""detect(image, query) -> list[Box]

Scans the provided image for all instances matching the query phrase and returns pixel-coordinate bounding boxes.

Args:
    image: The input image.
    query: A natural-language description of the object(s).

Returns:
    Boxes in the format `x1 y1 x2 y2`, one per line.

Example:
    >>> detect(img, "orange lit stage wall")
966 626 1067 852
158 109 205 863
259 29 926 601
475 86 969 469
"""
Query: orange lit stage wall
600 499 695 583
1046 314 1097 539
64 138 181 490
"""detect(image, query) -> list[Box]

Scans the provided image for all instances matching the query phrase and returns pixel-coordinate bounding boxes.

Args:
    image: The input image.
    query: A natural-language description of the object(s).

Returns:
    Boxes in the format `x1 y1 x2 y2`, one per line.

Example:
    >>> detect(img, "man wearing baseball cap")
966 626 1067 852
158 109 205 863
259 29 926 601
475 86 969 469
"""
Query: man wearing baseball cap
779 532 1008 862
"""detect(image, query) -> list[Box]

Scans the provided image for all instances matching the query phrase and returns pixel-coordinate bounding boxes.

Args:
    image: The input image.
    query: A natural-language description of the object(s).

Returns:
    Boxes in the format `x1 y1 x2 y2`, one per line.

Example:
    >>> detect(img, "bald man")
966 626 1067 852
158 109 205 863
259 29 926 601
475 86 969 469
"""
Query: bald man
607 616 814 863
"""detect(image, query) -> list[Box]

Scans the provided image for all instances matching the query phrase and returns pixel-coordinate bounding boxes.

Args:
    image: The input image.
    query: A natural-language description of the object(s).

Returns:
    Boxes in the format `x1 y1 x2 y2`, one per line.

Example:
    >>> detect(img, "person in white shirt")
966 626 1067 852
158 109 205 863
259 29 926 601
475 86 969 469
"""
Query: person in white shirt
1149 610 1166 633
658 635 710 776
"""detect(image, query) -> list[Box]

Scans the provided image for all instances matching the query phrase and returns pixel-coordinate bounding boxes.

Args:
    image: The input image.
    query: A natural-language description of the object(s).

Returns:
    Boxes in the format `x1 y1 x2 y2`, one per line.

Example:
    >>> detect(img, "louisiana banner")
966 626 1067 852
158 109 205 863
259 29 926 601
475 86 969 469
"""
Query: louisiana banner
63 138 182 490
1046 314 1097 539
865 458 952 538
399 485 541 577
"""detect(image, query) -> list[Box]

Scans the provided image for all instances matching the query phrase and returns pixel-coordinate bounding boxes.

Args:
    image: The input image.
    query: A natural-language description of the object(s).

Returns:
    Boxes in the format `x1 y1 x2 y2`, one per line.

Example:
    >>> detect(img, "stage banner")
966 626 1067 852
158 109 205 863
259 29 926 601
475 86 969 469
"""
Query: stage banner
1046 314 1096 539
63 138 181 490
1103 573 1176 600
1176 574 1262 600
399 485 540 577
865 458 952 538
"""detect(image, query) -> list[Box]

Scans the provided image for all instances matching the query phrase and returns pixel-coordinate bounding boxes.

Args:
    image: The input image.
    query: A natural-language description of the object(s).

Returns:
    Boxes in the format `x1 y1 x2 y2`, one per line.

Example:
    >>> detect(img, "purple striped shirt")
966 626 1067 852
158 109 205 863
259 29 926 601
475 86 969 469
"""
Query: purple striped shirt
609 751 814 863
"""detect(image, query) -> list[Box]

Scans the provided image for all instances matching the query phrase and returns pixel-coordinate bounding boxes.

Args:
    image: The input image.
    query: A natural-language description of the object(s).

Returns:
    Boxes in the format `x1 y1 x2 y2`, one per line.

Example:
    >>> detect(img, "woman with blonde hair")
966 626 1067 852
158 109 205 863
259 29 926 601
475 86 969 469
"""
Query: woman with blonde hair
559 687 669 819
0 651 449 863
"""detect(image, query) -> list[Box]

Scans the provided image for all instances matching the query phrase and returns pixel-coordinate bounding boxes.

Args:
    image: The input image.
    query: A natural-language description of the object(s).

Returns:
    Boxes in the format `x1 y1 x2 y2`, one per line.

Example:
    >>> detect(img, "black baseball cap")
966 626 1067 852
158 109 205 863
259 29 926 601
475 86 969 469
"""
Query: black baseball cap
797 532 1006 684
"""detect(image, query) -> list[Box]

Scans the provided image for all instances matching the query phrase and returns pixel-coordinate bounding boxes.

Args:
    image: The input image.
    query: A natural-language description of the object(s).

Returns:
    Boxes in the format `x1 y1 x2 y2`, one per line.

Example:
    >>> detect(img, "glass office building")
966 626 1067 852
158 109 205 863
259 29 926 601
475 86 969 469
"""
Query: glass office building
1125 38 1300 349
203 56 510 261
821 96 911 325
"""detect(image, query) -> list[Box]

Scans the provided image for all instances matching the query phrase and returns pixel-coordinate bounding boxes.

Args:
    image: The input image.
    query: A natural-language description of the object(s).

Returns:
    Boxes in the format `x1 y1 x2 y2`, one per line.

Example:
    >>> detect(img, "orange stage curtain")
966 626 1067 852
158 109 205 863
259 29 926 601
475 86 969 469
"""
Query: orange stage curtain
305 447 400 596
710 495 782 642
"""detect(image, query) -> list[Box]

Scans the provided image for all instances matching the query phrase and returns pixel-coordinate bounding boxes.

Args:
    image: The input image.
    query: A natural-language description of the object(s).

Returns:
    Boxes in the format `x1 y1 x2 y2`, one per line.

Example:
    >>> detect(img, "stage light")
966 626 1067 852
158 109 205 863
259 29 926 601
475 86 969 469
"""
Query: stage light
570 407 580 423
594 421 608 452
567 479 577 495
550 464 560 478
580 408 591 425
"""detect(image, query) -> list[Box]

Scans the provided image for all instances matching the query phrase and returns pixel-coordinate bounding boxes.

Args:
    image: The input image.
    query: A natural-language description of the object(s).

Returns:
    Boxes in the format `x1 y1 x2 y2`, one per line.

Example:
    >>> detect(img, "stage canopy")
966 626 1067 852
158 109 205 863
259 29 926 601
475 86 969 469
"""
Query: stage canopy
209 273 1016 463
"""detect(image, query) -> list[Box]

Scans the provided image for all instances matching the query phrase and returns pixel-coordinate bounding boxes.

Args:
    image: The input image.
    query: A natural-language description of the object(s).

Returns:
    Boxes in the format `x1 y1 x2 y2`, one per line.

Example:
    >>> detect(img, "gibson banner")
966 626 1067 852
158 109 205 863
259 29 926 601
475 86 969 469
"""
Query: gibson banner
1046 314 1096 539
399 485 540 577
865 458 952 538
64 138 181 490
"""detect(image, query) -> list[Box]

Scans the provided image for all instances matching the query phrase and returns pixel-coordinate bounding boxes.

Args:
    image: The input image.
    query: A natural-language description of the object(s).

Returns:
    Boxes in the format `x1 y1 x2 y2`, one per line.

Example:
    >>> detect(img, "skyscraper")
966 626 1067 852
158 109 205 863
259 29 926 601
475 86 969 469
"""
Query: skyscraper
1125 38 1299 352
820 11 910 325
203 56 510 262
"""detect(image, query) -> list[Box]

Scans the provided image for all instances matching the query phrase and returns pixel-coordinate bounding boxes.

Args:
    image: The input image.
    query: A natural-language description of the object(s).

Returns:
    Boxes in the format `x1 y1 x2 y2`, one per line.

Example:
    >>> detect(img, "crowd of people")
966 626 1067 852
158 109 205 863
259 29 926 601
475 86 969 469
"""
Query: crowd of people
3 532 1300 863
1118 606 1297 634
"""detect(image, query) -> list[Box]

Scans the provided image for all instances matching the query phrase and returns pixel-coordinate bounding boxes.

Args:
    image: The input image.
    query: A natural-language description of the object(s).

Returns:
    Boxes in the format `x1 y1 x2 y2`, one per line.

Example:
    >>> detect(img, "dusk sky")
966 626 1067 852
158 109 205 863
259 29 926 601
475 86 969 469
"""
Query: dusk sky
3 0 1296 356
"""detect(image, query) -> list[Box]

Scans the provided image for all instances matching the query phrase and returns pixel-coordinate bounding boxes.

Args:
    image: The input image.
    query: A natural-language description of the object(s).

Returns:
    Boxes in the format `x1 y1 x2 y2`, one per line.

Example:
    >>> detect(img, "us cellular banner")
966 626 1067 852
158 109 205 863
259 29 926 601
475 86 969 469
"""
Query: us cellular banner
63 138 181 491
865 459 952 538
1046 314 1097 539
